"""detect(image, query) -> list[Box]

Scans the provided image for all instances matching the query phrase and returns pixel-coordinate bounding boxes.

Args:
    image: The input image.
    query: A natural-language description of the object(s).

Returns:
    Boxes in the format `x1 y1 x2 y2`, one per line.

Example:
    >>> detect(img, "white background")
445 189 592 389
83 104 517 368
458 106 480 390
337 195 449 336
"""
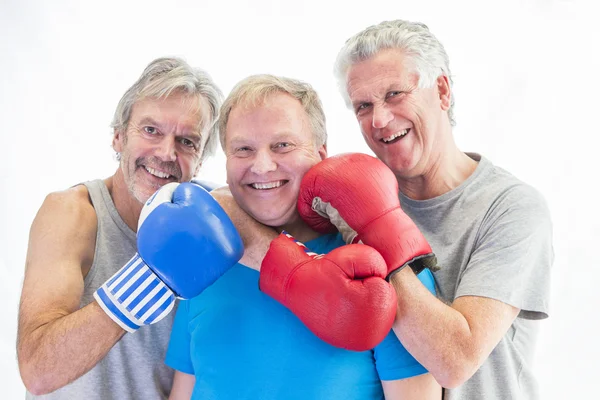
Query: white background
1 0 597 398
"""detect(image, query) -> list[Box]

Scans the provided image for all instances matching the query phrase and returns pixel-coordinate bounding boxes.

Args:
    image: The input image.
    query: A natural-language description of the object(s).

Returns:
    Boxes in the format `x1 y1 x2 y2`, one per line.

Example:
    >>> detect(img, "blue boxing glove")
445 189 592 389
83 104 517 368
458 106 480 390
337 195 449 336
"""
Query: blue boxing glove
94 182 243 332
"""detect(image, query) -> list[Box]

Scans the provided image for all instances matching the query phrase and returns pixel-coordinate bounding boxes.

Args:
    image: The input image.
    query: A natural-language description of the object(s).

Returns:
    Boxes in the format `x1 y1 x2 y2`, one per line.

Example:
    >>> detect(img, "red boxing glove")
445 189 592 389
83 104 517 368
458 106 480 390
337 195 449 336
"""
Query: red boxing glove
259 232 397 351
298 153 438 279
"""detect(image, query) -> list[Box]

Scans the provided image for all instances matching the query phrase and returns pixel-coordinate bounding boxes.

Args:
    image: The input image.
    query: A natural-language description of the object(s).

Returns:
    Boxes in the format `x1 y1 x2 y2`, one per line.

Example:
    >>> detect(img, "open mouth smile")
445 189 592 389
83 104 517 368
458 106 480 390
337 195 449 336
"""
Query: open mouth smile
381 128 410 144
248 180 288 190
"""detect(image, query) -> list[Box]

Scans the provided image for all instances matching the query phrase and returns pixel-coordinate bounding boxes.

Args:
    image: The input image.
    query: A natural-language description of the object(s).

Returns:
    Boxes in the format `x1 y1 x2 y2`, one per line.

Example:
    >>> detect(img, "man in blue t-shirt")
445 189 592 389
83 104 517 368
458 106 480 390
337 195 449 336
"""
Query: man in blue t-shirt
166 75 442 399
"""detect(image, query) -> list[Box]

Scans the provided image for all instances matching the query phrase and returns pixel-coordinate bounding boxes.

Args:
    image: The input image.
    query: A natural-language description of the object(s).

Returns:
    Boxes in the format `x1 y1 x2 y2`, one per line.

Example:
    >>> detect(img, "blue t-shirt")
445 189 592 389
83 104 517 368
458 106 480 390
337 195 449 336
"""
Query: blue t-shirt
165 233 436 400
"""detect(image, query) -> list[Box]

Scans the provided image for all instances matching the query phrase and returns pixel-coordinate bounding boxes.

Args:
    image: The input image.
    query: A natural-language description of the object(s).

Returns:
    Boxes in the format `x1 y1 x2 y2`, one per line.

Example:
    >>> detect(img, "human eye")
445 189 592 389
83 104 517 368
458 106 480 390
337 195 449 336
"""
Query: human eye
273 142 294 152
355 102 371 115
143 126 158 135
386 90 405 101
233 146 253 157
180 137 196 149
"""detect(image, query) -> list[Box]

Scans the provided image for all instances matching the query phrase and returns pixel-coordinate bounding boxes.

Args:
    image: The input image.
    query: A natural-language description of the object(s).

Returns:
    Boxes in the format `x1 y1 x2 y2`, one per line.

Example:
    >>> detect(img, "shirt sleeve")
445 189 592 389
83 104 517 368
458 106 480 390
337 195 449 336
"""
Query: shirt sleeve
456 185 554 319
374 269 436 380
164 299 195 374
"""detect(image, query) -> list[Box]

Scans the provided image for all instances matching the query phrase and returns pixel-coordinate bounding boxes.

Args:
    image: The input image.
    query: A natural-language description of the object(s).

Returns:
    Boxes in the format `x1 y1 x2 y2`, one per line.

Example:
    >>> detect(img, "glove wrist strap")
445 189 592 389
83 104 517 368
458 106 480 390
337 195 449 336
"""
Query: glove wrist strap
386 253 439 282
94 253 175 333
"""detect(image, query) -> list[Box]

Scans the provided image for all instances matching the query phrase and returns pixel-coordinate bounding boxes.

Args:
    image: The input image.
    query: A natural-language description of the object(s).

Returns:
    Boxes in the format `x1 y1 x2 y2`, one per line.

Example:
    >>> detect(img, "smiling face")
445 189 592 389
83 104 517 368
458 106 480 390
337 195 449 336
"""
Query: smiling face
225 92 326 229
112 91 210 204
346 48 451 179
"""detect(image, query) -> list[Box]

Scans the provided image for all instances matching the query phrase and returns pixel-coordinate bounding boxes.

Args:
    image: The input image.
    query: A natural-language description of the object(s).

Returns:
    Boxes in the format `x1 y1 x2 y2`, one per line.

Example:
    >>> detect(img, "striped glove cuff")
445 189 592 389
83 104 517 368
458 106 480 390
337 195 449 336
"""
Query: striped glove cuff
94 253 175 333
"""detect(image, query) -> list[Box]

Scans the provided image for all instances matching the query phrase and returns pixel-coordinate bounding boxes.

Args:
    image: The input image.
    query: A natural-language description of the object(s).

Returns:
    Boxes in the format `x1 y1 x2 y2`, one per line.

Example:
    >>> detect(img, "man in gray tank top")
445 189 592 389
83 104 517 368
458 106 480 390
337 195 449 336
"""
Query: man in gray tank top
329 20 554 399
17 57 227 399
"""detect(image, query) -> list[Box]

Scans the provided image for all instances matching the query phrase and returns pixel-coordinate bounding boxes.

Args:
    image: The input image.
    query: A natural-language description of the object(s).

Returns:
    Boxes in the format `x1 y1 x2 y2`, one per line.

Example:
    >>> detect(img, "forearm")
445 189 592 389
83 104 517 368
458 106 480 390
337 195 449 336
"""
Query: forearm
211 187 277 269
18 301 125 395
239 228 276 269
390 269 479 388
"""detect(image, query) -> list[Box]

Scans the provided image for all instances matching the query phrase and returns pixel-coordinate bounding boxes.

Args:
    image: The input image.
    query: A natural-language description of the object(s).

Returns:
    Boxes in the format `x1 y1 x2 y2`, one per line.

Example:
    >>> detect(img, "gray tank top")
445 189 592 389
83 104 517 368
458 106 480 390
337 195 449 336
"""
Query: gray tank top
27 179 175 400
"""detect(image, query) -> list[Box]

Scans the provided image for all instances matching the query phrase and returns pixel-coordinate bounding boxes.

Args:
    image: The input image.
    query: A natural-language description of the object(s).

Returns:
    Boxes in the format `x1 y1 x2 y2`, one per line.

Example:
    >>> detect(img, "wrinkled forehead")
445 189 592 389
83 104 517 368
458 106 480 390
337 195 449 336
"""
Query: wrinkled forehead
234 90 292 114
346 49 419 97
133 92 213 133
226 92 311 142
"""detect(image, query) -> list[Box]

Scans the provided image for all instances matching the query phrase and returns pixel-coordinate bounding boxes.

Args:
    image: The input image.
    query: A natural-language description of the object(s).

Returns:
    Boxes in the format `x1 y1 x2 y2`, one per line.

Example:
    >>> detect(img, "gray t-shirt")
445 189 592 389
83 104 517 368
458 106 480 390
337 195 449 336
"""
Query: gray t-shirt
399 153 553 400
26 180 175 400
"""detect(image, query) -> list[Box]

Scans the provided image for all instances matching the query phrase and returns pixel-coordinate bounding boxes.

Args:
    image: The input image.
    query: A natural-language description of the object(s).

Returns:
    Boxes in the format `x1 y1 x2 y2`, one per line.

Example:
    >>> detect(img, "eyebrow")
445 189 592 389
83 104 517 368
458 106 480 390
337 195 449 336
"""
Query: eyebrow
351 84 412 106
137 117 162 128
268 132 297 141
228 131 297 145
227 136 248 145
138 117 203 142
350 90 372 107
351 98 368 108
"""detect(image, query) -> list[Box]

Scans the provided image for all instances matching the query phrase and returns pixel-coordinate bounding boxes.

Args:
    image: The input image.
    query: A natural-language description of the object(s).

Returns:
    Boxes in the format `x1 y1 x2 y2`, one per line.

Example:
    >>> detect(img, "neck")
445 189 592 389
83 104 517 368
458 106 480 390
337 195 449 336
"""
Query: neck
109 169 143 232
275 214 321 244
398 144 478 201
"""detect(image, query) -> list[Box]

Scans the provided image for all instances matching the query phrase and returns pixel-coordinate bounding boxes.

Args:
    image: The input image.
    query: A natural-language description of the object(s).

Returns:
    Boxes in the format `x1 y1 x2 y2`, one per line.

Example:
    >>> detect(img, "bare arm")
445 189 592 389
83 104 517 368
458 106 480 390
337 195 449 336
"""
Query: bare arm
390 268 519 388
211 186 277 270
382 373 441 400
17 187 126 395
169 371 196 400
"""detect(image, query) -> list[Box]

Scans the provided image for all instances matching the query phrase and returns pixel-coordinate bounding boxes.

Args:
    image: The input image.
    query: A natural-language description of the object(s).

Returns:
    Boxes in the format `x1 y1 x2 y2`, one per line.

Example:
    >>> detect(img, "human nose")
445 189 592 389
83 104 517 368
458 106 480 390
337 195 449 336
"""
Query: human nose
250 149 277 175
372 104 394 129
155 136 177 162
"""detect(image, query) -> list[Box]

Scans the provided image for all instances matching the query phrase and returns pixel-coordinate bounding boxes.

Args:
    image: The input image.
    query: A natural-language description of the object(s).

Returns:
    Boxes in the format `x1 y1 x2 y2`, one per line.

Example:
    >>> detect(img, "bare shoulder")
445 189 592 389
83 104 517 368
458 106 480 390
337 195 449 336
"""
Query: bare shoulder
209 185 232 201
28 184 98 274
35 185 96 233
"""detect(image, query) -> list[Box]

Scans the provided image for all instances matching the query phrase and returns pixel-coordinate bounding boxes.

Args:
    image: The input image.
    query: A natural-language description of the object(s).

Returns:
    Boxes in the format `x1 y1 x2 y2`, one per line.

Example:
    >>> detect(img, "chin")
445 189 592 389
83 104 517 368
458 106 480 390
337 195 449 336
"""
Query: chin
246 208 290 228
380 154 416 175
129 182 158 205
133 190 153 205
254 215 289 228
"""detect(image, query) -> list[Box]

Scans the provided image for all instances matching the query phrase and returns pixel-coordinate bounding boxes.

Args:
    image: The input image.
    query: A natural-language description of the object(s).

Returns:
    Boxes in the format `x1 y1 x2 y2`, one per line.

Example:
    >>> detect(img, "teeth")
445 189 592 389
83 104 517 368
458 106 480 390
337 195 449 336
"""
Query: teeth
251 181 284 190
145 167 171 179
382 129 409 143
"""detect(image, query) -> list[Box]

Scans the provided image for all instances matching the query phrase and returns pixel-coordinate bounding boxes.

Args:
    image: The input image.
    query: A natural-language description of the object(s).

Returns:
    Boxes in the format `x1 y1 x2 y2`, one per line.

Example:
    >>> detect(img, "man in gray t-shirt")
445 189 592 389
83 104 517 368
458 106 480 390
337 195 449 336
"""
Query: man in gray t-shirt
330 20 553 399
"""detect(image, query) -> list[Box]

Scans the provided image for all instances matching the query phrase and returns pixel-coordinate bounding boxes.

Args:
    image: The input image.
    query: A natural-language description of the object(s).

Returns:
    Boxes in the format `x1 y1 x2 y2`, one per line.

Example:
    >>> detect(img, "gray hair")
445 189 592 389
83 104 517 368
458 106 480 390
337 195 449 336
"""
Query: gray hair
335 20 456 126
111 57 223 162
217 74 327 149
